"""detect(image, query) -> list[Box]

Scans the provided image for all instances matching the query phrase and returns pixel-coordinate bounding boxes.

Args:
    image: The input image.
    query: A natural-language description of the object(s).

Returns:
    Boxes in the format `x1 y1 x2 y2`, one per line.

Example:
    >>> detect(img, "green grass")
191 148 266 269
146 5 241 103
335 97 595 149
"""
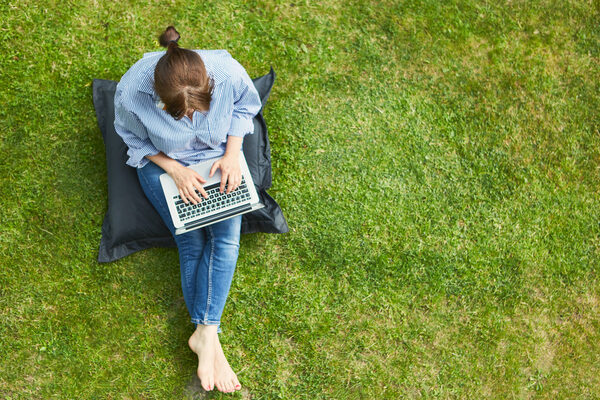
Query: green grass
1 0 599 398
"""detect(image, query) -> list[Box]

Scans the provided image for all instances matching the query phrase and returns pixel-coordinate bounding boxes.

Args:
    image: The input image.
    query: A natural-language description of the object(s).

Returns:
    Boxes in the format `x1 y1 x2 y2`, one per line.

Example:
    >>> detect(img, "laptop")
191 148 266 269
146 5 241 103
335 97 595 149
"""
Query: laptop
159 152 264 235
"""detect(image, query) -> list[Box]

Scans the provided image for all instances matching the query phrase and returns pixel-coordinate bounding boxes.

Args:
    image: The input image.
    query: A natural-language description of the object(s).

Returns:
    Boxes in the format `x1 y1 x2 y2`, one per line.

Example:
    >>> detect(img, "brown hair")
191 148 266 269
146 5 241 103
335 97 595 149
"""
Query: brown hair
154 26 214 120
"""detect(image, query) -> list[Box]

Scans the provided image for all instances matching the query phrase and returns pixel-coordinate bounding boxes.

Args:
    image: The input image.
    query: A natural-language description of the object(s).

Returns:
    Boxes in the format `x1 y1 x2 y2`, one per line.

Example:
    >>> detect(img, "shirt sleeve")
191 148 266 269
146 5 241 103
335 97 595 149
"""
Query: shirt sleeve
227 60 262 138
114 98 160 168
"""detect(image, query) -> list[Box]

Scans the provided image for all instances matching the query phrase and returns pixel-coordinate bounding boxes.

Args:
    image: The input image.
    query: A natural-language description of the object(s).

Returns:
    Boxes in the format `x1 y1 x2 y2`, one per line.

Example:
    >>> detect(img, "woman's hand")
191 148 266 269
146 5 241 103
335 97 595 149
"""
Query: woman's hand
168 162 209 204
209 153 241 194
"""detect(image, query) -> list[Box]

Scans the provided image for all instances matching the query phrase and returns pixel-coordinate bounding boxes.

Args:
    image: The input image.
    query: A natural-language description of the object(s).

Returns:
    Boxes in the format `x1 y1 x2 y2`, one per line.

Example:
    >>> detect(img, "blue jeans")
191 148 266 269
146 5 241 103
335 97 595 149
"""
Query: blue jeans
137 161 241 331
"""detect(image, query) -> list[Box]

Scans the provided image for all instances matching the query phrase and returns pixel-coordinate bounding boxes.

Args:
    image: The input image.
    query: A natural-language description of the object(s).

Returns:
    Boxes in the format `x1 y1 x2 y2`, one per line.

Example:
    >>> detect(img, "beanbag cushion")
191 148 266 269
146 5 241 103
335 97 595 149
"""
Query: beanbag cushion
93 68 288 263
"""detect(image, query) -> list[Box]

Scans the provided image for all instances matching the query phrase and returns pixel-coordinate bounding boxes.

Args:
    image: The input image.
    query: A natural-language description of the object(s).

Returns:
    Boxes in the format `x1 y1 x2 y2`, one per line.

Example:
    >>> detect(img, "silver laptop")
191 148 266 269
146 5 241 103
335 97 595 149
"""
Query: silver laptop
160 153 263 235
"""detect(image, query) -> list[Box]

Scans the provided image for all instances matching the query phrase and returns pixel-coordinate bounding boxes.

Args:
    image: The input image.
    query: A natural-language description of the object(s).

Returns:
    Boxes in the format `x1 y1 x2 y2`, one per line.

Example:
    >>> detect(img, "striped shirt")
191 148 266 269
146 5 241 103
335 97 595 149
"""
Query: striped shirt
114 50 262 168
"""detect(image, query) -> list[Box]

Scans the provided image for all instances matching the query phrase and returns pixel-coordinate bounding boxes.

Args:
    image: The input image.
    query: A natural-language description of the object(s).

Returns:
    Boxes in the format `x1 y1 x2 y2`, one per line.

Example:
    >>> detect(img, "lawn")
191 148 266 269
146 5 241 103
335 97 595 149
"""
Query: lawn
0 0 599 398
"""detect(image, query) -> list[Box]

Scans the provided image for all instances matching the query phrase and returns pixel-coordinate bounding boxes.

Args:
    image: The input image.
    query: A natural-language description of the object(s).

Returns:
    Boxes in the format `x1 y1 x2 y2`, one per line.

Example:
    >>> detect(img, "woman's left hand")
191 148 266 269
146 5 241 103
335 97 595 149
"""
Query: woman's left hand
209 153 242 193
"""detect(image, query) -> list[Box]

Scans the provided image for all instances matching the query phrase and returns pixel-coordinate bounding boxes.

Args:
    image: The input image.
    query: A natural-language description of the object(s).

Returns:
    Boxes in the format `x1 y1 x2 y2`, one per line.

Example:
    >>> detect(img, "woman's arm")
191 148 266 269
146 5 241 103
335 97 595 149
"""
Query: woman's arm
209 135 243 194
147 134 242 205
114 100 161 169
206 59 261 194
226 59 262 139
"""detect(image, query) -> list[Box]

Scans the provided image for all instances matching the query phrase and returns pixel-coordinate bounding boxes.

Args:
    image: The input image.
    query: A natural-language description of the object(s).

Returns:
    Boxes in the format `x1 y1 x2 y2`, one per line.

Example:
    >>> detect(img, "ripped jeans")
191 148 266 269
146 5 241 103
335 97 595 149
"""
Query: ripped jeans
137 161 241 332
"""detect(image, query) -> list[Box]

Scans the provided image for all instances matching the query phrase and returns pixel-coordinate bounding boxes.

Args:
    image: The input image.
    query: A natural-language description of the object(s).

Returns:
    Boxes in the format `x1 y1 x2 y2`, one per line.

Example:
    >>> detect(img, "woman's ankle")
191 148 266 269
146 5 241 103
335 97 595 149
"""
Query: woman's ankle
194 324 219 334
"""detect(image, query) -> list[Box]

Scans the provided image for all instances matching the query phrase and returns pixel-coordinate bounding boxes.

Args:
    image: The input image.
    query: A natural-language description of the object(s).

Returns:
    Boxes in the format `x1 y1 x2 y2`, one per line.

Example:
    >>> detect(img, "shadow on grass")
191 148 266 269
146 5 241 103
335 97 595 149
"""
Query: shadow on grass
184 374 210 399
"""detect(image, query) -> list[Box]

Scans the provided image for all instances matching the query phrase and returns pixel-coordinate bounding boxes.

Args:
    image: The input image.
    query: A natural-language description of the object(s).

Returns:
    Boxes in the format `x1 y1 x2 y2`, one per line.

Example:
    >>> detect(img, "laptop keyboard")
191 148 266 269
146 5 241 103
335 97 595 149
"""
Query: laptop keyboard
173 178 251 222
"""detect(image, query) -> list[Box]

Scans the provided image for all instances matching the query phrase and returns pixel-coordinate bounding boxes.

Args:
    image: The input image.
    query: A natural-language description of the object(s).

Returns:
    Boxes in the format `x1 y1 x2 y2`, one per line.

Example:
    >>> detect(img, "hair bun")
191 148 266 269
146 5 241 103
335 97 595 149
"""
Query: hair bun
159 26 180 48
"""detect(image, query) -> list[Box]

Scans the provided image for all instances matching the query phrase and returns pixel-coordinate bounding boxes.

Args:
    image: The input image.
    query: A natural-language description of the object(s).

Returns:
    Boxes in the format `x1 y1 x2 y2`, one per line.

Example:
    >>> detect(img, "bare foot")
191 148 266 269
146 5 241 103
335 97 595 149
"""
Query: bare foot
213 335 242 393
188 325 218 391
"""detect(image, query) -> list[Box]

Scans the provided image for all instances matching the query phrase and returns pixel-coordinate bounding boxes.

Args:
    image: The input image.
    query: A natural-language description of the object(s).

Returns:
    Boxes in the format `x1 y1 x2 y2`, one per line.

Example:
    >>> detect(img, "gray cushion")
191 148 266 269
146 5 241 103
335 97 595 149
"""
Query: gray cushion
93 68 288 263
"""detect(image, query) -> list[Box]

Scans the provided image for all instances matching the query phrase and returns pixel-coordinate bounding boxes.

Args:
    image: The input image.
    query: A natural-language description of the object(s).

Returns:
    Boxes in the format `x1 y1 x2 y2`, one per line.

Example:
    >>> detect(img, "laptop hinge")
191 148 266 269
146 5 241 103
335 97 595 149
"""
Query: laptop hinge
183 204 253 229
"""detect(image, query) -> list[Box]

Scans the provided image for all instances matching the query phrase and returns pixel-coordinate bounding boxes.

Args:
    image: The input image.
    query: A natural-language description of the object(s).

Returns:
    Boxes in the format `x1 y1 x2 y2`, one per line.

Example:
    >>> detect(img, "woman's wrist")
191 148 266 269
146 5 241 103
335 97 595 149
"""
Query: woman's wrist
223 151 240 161
147 152 182 175
163 159 183 175
224 135 243 158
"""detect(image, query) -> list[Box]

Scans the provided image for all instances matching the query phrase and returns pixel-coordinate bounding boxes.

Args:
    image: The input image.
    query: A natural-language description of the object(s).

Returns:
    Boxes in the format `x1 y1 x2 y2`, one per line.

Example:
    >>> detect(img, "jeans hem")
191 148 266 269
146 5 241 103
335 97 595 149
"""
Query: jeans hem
191 318 221 325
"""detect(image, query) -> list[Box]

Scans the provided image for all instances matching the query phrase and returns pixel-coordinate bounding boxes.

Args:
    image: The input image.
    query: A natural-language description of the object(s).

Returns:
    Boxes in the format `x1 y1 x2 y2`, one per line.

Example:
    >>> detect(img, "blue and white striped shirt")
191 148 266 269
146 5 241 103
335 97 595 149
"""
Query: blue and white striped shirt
114 50 262 168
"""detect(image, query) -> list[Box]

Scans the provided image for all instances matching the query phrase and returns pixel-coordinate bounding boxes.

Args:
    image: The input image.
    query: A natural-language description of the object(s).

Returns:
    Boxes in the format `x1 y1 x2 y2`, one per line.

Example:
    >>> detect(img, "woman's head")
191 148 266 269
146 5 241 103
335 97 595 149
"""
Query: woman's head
154 26 213 120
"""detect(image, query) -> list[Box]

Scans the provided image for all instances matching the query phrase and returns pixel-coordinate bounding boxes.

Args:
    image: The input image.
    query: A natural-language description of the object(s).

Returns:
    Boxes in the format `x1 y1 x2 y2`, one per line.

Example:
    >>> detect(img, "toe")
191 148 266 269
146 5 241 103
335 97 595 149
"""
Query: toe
198 371 210 391
199 374 213 391
221 381 233 393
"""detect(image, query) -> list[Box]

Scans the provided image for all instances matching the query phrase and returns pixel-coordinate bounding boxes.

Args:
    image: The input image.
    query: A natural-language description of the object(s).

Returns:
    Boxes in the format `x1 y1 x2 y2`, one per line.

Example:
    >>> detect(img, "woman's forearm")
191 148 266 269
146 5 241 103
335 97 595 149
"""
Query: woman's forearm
224 135 243 158
146 152 182 174
148 135 242 173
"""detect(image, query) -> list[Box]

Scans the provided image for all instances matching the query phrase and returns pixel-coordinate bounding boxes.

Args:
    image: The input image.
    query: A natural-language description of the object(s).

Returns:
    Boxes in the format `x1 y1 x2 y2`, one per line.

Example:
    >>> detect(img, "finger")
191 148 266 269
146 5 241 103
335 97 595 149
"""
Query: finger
227 174 236 194
178 188 189 204
193 171 207 184
226 176 236 194
220 173 227 193
184 187 197 205
189 185 203 204
197 186 209 200
229 174 241 193
209 161 220 178
195 177 209 198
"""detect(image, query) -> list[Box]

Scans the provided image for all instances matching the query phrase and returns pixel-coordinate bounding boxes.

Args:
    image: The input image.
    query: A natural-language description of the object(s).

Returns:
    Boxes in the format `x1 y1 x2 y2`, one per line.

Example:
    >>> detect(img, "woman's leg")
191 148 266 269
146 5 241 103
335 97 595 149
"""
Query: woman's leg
191 215 241 326
189 215 242 393
137 162 207 319
137 162 242 392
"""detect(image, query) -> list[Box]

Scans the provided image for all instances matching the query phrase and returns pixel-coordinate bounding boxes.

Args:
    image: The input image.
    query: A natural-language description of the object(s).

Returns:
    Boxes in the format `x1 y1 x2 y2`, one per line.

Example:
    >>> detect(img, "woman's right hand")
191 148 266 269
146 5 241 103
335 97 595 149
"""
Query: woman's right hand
145 152 208 204
167 163 208 205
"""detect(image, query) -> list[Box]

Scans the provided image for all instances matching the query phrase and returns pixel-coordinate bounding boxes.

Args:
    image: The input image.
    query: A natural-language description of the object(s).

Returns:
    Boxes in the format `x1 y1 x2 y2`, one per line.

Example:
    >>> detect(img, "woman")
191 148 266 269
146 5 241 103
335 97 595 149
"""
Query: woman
114 26 262 393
